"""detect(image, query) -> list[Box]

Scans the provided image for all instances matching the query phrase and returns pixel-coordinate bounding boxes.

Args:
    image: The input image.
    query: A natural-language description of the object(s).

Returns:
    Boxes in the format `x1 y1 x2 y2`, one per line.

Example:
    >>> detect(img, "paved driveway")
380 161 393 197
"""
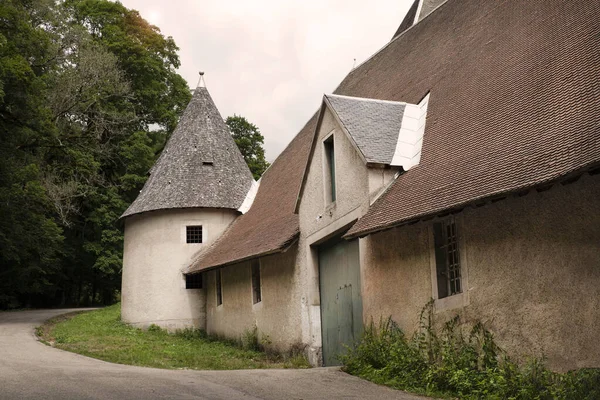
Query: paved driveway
0 309 427 400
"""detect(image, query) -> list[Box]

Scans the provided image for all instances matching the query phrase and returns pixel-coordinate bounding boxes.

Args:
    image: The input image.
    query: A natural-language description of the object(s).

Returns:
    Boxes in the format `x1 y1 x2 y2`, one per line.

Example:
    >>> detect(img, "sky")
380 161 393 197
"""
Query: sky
119 0 414 161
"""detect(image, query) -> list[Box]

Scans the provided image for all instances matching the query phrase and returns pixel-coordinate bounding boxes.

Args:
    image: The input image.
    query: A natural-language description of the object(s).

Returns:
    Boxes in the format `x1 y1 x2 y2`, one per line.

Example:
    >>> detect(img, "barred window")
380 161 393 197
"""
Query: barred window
216 268 223 306
251 261 261 304
185 273 202 289
186 226 203 243
433 218 462 299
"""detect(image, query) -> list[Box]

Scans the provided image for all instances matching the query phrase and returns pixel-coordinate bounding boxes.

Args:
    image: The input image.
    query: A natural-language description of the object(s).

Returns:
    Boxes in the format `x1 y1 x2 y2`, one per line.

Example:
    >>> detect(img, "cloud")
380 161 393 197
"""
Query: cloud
119 0 413 161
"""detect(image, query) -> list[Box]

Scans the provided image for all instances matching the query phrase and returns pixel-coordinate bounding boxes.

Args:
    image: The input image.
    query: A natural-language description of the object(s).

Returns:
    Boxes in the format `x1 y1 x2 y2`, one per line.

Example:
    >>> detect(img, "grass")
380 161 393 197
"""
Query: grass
36 304 310 370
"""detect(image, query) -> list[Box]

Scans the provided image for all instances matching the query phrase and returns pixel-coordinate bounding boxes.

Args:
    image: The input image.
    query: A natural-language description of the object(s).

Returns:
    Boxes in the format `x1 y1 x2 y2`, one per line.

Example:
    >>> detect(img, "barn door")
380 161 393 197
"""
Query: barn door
318 238 362 366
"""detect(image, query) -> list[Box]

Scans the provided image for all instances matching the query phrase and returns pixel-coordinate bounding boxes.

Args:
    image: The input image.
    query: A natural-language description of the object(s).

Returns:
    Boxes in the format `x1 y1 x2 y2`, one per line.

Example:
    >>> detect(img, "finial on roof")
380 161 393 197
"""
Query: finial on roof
197 71 206 88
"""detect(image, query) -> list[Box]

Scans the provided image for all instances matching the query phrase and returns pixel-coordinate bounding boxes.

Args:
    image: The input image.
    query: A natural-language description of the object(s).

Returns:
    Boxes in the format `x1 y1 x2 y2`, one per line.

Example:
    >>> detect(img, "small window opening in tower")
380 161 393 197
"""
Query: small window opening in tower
185 273 202 289
186 225 203 243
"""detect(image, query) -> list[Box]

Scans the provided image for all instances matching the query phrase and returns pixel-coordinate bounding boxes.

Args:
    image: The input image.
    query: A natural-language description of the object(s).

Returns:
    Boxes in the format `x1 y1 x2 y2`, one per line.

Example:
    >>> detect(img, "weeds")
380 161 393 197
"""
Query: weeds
341 301 600 399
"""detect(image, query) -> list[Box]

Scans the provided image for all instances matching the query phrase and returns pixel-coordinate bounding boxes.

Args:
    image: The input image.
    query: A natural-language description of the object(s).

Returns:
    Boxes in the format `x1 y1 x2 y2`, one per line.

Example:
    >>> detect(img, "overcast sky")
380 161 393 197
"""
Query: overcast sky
119 0 413 161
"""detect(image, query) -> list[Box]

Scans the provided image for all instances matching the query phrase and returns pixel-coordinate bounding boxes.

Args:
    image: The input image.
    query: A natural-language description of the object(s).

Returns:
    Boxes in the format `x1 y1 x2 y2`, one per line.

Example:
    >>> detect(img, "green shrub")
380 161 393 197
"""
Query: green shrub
147 324 163 333
175 327 207 340
341 301 600 399
241 325 260 351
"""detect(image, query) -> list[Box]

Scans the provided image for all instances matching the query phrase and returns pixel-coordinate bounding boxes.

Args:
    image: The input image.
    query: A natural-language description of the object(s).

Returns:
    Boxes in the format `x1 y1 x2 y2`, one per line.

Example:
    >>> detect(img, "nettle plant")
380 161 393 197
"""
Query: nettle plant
341 300 600 399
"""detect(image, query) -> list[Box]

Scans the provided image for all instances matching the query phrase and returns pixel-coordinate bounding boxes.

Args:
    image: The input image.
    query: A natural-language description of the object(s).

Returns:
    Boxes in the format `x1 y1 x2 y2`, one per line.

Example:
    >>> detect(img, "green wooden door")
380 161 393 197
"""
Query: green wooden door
318 238 362 366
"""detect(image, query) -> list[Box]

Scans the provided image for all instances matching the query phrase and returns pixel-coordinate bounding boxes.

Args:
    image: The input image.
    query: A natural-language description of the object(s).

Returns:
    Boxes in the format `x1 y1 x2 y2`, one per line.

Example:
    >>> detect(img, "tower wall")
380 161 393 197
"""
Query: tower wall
121 208 238 331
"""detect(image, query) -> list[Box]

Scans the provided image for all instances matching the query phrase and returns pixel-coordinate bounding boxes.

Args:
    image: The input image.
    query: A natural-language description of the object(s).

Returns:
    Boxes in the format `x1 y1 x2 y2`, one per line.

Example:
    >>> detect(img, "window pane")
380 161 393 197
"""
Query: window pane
433 219 462 299
186 226 203 243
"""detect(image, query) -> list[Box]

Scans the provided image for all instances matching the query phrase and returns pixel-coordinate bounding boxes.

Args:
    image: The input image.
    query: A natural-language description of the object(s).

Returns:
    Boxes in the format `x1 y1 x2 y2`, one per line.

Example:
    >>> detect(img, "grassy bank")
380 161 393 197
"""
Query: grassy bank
37 304 309 370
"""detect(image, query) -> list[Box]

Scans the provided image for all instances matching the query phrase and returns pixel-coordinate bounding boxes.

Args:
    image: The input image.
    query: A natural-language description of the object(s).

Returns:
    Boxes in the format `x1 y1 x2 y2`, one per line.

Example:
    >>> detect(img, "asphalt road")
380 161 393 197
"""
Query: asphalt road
0 309 427 400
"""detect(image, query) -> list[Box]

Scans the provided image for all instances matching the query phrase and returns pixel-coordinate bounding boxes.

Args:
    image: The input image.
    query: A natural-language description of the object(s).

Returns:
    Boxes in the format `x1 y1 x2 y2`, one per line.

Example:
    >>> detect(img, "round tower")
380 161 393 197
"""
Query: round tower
120 82 254 331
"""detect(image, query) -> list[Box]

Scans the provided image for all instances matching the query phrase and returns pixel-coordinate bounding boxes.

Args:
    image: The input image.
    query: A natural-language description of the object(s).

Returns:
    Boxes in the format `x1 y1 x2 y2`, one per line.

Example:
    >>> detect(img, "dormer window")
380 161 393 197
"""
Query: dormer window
323 135 336 203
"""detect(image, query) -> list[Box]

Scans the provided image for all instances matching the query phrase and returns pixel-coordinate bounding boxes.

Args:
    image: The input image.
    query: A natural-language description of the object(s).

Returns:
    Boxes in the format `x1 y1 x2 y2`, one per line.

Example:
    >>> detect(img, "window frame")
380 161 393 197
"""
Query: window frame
429 216 469 312
251 260 262 304
185 225 203 244
323 133 336 204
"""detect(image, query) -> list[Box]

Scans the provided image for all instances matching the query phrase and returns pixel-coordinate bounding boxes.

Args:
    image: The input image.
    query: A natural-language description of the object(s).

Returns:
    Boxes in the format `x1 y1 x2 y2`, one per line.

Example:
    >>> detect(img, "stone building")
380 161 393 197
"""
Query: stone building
121 0 600 370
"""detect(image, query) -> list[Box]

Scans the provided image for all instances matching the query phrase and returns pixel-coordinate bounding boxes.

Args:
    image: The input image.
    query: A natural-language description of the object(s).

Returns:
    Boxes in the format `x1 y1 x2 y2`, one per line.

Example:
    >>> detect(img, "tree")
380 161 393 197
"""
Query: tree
0 0 65 307
225 115 270 179
0 0 191 308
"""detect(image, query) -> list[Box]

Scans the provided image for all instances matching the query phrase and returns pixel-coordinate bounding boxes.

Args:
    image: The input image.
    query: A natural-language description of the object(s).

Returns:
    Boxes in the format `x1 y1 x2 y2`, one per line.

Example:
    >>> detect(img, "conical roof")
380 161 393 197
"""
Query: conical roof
122 86 254 218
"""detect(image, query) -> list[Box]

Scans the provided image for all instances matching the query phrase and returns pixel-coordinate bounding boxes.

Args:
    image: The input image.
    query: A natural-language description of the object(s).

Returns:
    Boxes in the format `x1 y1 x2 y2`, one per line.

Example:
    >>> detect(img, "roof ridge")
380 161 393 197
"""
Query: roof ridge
349 0 450 76
325 93 408 105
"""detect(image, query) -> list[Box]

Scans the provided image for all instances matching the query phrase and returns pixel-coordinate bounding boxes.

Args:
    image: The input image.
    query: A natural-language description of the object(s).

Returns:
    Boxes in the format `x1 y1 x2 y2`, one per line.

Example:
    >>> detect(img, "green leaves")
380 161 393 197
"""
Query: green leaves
225 115 270 180
0 0 189 308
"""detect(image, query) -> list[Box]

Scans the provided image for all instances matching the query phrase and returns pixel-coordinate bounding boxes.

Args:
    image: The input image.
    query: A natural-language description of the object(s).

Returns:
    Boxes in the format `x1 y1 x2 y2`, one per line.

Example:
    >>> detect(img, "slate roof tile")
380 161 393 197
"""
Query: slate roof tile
122 87 254 218
325 94 406 165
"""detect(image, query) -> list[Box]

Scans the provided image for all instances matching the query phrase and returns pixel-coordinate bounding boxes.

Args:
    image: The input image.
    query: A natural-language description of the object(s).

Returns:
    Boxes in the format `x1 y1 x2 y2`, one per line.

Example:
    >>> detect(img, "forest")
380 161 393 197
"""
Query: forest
0 0 267 309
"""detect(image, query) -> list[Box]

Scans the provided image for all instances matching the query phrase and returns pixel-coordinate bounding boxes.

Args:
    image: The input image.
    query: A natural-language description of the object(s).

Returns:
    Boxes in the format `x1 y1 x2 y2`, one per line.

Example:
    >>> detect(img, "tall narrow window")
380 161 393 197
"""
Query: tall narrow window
216 268 223 306
186 226 203 243
251 260 261 304
433 218 462 299
324 135 336 203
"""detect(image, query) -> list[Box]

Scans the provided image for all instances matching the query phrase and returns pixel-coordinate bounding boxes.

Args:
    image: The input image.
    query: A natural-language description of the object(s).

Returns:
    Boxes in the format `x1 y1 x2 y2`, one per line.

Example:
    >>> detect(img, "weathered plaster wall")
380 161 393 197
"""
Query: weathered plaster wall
296 107 401 365
362 173 600 371
297 108 371 365
360 222 432 332
205 244 303 352
122 208 238 331
299 108 370 239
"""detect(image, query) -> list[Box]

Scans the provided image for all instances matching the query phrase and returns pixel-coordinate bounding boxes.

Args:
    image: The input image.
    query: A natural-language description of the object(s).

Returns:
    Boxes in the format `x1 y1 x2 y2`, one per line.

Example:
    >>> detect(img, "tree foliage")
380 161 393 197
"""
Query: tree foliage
0 0 191 308
225 115 270 180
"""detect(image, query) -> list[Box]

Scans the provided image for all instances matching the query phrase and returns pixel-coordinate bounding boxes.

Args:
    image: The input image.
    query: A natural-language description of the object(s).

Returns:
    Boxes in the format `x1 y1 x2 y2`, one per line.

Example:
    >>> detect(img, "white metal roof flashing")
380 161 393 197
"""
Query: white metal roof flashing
238 179 260 214
390 93 429 170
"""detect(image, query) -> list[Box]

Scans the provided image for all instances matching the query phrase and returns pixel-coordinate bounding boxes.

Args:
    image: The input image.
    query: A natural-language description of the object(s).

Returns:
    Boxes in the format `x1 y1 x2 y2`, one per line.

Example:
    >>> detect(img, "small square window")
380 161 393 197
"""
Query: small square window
186 226 203 243
185 273 202 289
433 218 462 299
251 261 261 304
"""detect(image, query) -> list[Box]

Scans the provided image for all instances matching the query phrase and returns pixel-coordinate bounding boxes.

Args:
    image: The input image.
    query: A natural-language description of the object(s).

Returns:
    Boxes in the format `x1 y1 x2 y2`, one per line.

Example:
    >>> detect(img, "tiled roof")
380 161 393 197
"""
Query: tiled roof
187 115 317 271
324 94 406 165
122 87 254 218
190 0 600 269
391 0 419 40
346 0 600 237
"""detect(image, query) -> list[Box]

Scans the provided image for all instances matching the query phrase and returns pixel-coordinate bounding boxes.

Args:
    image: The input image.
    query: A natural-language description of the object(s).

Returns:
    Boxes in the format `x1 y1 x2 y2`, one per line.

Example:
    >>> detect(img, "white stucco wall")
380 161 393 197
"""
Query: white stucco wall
121 208 238 331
